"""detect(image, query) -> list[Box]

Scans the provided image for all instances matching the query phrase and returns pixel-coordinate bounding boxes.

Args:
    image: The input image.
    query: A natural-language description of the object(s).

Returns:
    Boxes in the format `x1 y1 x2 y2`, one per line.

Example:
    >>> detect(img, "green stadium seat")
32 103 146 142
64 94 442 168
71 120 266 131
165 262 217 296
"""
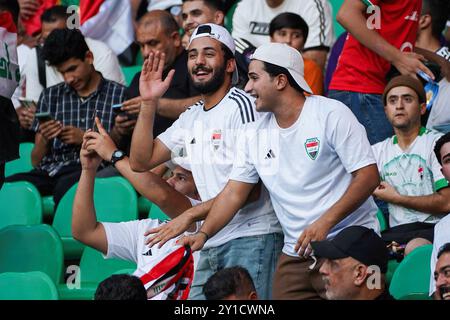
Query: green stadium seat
148 203 170 222
0 224 64 284
389 244 433 300
121 65 142 86
0 271 59 300
329 0 345 37
58 247 136 300
42 196 55 219
376 209 388 232
52 177 139 260
224 1 238 33
5 142 34 177
138 196 153 217
0 182 42 229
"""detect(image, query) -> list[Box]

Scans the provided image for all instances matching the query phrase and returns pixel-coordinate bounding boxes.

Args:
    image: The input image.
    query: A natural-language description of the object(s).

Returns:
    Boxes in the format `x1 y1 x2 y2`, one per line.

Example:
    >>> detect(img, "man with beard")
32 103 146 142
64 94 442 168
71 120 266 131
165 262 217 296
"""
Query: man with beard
434 243 450 300
129 24 283 300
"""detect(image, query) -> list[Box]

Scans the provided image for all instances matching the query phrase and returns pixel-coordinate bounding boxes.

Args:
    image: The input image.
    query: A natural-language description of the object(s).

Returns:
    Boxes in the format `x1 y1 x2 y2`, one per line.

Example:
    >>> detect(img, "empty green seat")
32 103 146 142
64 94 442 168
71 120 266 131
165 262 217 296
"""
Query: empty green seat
58 247 136 300
0 271 59 300
5 142 34 177
0 182 42 229
389 244 433 300
0 224 64 284
52 177 139 259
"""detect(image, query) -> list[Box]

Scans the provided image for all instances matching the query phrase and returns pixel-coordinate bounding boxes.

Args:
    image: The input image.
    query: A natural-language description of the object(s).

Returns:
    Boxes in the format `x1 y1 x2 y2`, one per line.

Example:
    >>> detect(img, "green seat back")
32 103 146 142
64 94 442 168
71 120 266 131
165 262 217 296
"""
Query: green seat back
224 1 238 33
52 177 139 259
5 143 34 177
0 271 59 300
138 196 153 217
42 195 55 218
121 65 142 86
79 247 136 284
0 182 42 229
329 0 345 37
376 209 388 232
0 225 64 284
148 203 170 221
389 244 433 299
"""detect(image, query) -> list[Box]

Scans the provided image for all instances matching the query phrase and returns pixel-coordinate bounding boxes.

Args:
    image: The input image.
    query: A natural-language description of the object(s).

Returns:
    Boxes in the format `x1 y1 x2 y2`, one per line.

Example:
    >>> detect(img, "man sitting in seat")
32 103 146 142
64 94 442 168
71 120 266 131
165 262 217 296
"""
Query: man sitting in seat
372 75 450 256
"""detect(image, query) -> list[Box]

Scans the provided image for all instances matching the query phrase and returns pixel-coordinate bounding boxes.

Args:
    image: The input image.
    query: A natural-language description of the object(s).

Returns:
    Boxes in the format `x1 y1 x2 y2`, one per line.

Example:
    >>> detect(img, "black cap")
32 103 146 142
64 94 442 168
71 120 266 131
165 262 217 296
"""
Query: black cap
310 226 388 273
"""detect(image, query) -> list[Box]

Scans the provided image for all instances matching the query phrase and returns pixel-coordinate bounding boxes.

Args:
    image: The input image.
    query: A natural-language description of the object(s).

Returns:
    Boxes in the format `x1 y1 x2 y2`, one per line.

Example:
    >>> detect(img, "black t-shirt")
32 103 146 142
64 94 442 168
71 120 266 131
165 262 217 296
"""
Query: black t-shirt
125 50 200 137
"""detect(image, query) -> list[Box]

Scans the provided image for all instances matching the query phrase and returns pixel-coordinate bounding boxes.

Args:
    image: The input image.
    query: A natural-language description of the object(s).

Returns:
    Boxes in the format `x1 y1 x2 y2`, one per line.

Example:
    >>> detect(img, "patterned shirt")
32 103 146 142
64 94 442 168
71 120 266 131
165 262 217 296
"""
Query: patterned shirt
32 76 125 175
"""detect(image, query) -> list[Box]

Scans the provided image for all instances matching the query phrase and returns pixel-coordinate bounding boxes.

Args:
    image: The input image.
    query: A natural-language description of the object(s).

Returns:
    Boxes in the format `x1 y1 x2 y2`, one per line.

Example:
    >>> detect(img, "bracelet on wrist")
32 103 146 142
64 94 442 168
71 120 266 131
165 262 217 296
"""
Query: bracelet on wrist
197 231 209 241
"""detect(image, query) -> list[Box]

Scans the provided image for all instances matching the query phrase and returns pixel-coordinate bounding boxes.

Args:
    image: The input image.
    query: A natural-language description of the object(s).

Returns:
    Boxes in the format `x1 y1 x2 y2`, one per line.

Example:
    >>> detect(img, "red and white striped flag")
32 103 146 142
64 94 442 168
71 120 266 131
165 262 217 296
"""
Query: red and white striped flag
79 0 134 56
0 11 19 99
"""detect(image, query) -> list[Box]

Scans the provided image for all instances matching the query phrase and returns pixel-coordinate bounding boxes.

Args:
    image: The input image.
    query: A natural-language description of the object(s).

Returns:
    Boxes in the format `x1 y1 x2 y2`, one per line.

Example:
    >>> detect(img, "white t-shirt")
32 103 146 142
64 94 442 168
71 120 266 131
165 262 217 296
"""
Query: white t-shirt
232 0 334 50
12 44 31 108
103 218 191 300
372 128 448 227
158 87 282 249
230 95 379 257
23 38 125 102
429 214 450 296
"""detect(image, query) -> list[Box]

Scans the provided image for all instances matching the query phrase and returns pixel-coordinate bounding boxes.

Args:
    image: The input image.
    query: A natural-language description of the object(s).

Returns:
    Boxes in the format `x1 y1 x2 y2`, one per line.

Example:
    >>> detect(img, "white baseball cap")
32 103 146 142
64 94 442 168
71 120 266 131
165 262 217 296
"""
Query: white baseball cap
189 23 239 85
251 43 312 94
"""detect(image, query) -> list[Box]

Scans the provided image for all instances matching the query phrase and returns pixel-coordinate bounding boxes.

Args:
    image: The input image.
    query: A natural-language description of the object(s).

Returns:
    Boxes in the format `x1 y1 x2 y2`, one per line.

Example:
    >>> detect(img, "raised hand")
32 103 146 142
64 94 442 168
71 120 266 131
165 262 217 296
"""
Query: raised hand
80 130 103 171
139 51 175 103
84 117 119 162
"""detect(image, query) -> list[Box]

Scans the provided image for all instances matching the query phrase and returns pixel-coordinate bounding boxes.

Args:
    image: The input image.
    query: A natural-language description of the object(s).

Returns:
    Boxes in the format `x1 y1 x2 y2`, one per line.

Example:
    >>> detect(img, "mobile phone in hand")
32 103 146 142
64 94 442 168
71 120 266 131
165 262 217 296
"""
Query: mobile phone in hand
19 97 37 109
35 112 53 123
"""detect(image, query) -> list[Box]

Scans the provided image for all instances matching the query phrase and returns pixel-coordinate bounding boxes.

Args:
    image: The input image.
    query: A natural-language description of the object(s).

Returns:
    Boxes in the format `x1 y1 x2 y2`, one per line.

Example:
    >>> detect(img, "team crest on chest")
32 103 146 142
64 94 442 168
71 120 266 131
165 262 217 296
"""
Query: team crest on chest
305 138 320 160
211 130 222 151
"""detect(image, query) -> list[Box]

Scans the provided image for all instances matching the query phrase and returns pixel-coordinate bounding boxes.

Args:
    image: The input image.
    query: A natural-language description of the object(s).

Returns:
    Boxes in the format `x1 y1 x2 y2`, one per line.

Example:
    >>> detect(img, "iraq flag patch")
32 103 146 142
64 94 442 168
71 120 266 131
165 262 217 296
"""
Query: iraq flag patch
305 138 320 160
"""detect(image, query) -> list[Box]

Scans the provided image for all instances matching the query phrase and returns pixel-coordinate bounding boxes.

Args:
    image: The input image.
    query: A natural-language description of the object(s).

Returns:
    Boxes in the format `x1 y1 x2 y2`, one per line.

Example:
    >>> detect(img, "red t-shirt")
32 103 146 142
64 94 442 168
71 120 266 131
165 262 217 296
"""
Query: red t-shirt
329 0 422 94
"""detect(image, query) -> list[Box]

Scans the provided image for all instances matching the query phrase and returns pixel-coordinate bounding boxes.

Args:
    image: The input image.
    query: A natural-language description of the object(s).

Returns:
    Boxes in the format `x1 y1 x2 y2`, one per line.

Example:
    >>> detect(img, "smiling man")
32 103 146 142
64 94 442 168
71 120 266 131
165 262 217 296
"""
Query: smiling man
371 75 450 255
434 243 450 300
129 24 282 300
176 43 380 300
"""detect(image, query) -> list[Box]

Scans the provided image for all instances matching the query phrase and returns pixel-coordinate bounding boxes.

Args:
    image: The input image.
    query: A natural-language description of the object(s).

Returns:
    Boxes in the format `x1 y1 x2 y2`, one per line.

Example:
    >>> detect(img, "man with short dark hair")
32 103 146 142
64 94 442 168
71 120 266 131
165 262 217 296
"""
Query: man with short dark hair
6 28 125 207
95 274 147 300
434 243 450 300
429 133 450 298
311 226 393 300
203 266 258 300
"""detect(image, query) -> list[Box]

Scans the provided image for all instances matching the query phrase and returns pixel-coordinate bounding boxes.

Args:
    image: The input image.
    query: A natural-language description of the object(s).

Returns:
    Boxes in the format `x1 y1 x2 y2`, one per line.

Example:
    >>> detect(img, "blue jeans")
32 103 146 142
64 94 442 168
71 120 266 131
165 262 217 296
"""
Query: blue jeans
328 90 394 145
189 233 284 300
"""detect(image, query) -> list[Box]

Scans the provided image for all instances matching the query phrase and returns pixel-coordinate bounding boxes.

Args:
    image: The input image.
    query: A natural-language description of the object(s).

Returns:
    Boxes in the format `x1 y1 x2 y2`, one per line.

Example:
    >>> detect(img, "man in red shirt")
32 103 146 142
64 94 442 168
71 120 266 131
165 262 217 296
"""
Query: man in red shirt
328 0 434 145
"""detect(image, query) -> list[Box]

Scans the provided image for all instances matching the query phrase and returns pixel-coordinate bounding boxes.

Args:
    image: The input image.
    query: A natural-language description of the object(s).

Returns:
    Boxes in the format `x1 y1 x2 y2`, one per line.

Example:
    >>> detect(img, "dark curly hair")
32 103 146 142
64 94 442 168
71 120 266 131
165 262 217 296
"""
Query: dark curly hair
434 132 450 165
42 28 90 66
95 274 147 300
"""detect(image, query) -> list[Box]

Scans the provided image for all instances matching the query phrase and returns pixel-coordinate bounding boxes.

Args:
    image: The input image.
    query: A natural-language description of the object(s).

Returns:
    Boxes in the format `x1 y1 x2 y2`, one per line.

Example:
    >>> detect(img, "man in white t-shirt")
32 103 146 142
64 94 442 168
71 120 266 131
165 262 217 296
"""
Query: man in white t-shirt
127 24 282 300
371 75 450 255
73 119 202 300
429 133 450 298
178 43 381 299
231 0 334 70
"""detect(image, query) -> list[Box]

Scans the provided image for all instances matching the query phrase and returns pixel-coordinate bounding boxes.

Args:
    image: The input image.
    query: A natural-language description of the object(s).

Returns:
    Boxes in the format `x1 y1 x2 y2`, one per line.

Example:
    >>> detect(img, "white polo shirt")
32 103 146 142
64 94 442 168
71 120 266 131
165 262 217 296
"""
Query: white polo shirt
230 95 379 257
372 128 448 227
158 87 281 249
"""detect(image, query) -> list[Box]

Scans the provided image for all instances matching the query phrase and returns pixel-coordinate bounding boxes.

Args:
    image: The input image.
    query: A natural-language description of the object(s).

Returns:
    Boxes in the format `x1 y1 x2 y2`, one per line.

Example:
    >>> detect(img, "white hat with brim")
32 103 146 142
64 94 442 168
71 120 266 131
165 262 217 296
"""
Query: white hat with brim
251 43 312 94
189 23 239 85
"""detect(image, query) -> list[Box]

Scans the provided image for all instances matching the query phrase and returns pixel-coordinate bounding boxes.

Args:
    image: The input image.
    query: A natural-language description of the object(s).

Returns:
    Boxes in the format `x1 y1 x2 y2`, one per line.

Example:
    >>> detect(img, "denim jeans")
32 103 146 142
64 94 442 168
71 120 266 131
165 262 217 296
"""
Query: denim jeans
189 232 284 300
328 90 394 145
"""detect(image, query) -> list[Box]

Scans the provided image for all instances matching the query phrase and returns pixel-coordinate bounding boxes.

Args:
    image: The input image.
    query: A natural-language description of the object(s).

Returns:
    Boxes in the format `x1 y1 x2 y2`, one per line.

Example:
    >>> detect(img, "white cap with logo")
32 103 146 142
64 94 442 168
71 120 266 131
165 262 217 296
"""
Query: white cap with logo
251 43 312 94
189 23 239 85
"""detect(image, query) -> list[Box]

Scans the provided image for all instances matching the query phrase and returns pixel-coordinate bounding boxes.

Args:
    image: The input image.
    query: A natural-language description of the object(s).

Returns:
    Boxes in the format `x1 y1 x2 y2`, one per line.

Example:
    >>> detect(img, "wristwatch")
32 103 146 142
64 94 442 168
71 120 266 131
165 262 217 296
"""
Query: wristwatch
110 150 125 167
